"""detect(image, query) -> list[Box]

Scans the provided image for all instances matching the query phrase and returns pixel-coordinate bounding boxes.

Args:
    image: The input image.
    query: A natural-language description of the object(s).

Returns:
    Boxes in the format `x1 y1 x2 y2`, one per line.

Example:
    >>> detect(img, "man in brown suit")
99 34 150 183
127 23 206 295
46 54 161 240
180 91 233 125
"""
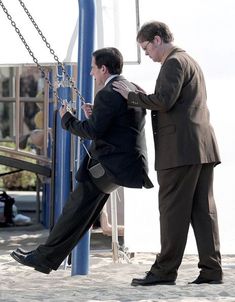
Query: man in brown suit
113 21 223 285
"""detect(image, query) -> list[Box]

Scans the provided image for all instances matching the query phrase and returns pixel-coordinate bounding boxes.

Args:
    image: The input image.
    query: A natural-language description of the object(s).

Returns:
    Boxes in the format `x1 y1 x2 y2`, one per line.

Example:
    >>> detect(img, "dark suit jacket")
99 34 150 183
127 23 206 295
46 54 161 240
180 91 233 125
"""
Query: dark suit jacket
128 47 220 170
61 75 153 188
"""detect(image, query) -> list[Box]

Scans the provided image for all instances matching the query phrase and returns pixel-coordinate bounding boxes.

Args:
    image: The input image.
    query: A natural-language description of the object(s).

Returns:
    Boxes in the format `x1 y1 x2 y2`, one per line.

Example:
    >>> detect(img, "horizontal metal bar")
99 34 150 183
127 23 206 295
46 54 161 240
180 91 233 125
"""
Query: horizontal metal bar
0 155 51 177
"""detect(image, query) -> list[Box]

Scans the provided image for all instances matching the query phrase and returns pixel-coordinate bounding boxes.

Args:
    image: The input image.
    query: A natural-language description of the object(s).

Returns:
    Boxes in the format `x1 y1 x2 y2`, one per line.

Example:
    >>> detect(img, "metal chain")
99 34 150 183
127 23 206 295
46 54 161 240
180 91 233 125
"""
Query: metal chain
0 0 64 104
17 0 86 104
0 0 86 106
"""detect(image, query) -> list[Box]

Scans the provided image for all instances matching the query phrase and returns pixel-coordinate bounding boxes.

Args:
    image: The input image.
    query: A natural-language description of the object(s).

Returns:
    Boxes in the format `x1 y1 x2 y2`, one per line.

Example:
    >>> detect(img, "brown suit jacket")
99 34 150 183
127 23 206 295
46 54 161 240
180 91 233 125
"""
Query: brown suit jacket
128 47 220 170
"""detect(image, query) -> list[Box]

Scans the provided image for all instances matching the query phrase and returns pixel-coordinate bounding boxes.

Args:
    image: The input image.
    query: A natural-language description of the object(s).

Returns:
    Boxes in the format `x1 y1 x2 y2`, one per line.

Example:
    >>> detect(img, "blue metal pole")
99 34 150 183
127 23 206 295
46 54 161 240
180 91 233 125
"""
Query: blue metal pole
42 70 54 228
53 65 72 222
71 0 95 276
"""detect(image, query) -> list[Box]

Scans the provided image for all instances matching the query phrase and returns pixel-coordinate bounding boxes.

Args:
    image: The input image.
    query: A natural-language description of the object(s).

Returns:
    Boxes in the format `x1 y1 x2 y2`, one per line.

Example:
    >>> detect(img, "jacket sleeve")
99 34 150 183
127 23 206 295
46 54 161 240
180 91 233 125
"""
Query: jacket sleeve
127 57 184 112
61 89 122 139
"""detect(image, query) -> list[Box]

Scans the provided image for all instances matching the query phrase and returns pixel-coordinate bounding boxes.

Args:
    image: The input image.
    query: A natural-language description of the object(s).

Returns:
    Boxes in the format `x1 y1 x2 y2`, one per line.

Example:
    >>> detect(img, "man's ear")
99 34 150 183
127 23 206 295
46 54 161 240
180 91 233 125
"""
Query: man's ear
101 65 106 72
154 35 162 45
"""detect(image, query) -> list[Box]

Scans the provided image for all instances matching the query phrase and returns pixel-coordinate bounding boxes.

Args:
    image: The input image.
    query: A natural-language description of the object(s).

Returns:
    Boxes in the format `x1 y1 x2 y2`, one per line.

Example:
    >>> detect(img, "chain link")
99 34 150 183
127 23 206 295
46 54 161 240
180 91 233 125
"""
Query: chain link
17 0 86 104
0 0 86 106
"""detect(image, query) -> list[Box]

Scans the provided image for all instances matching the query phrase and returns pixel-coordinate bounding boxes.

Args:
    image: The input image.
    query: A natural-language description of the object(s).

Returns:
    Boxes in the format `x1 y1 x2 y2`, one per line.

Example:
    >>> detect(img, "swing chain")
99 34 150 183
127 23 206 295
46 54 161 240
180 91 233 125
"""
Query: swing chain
0 0 86 108
0 0 66 105
17 0 86 105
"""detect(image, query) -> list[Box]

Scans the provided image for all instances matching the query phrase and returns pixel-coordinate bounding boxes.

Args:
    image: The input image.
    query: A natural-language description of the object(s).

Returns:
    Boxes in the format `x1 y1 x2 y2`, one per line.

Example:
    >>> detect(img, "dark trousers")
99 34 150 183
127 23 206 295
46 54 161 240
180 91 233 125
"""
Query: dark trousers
36 179 110 270
150 164 222 280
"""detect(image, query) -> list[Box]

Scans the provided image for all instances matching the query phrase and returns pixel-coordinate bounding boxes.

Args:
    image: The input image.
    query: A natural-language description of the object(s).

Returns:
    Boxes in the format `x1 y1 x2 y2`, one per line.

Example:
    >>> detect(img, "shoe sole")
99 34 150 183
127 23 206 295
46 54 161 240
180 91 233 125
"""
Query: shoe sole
10 252 51 274
131 281 176 286
209 280 223 284
189 280 223 285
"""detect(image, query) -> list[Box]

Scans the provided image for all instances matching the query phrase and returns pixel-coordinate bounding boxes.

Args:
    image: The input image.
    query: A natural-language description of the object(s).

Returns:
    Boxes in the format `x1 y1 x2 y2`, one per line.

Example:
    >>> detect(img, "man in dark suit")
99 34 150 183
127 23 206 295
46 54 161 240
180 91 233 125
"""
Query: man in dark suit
113 21 223 285
10 47 153 274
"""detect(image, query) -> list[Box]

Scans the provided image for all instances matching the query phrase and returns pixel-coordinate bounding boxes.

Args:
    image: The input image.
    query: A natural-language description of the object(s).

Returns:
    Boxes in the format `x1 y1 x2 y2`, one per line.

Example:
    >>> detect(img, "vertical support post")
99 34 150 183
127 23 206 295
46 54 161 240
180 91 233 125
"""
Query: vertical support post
47 69 55 229
35 175 41 223
71 0 95 276
15 67 20 150
42 69 54 228
111 191 119 262
53 65 72 223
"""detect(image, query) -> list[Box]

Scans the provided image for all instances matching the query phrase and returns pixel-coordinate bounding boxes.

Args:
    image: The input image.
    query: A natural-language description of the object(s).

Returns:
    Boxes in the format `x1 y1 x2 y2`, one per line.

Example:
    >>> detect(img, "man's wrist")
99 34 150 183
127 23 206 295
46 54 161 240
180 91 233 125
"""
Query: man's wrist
127 91 139 106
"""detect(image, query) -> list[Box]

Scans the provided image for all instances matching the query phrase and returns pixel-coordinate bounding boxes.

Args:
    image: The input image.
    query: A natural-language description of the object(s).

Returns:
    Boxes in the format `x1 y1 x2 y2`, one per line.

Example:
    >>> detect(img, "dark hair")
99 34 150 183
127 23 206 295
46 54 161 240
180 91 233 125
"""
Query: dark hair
137 21 174 43
92 47 123 75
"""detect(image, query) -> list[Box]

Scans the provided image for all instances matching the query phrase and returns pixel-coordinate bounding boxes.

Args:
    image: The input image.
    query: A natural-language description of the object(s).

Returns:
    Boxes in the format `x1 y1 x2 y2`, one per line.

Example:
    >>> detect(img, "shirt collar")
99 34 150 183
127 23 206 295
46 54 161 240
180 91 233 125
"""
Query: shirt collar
105 74 119 86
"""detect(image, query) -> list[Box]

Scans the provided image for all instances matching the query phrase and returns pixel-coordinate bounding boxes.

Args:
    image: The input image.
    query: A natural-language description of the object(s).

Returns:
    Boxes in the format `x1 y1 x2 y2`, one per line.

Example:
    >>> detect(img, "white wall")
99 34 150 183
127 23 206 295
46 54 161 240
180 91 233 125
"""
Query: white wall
0 0 78 64
123 0 235 254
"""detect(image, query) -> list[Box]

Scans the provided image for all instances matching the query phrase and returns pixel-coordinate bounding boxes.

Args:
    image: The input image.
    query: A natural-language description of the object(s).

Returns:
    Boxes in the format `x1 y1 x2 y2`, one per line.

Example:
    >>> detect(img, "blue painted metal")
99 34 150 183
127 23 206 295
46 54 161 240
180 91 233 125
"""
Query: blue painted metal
48 70 54 148
42 70 54 228
71 0 95 276
42 184 50 228
53 65 72 223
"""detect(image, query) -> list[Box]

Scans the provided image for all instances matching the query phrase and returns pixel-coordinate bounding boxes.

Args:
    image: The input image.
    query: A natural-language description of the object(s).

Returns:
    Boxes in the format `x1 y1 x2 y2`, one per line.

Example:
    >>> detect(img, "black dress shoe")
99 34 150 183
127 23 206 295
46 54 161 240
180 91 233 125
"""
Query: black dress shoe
16 248 33 255
189 276 223 284
10 251 52 274
131 271 176 286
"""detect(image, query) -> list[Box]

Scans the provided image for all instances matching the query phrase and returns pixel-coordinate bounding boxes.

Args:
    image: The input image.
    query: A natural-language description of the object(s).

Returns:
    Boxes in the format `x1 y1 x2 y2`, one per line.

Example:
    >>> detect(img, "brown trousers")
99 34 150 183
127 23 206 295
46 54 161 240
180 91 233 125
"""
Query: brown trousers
151 164 222 281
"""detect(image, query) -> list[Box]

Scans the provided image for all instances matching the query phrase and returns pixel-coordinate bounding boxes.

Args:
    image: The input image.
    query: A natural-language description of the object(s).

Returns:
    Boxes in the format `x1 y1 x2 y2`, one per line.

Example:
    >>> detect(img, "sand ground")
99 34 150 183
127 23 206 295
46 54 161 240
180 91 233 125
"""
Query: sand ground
1 225 235 302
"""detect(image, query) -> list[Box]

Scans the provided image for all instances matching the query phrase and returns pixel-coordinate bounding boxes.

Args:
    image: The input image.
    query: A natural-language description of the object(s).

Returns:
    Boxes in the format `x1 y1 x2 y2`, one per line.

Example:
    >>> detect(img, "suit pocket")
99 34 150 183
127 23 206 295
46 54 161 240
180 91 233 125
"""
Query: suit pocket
189 106 208 124
95 141 116 155
157 124 176 136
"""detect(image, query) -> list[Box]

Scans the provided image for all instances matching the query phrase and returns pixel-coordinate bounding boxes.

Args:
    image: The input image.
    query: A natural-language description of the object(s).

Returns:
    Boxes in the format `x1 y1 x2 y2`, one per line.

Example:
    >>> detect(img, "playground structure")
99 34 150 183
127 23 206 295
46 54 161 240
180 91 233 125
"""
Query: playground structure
1 0 235 279
0 0 140 275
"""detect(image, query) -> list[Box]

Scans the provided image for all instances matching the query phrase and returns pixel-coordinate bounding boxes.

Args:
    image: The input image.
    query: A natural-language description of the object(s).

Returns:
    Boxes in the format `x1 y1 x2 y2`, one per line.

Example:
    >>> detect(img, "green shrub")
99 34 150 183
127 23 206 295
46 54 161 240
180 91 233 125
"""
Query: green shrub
0 141 37 191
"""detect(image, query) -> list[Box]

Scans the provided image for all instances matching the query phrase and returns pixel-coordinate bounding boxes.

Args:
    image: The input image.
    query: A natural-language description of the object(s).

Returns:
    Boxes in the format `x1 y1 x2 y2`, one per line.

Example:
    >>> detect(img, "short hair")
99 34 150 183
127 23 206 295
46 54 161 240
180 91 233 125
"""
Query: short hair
137 21 174 43
92 47 123 75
